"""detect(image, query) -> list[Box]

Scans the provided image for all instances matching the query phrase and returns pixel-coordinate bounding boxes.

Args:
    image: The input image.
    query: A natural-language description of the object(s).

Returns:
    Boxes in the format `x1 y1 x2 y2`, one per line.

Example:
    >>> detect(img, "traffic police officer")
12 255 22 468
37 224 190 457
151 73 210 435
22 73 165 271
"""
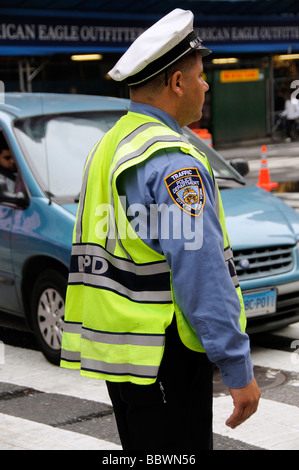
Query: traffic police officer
61 8 261 450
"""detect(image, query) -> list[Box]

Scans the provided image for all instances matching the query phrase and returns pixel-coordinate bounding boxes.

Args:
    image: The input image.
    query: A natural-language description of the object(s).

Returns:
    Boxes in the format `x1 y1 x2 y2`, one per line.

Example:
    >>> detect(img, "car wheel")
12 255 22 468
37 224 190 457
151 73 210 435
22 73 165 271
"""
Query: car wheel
31 269 67 365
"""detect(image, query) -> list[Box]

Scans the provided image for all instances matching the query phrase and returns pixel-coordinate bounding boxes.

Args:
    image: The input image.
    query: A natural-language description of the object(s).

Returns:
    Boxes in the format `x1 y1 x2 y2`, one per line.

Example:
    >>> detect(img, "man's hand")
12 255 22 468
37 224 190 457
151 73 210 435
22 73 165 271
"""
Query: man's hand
226 378 261 429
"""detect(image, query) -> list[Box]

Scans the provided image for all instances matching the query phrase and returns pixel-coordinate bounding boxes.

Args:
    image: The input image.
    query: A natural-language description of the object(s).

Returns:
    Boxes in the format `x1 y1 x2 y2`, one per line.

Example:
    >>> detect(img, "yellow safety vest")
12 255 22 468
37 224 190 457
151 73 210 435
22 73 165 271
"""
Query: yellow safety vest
60 111 246 385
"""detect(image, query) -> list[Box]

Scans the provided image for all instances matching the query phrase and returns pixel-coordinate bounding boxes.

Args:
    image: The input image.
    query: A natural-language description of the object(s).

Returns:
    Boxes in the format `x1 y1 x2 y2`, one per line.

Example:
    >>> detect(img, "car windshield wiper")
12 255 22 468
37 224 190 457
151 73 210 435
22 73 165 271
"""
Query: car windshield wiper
44 190 55 205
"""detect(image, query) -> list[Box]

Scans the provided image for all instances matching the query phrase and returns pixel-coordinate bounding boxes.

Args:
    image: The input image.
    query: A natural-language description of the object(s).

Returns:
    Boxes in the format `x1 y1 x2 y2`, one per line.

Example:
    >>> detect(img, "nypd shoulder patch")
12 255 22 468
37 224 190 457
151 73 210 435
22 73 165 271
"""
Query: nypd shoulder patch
164 167 205 217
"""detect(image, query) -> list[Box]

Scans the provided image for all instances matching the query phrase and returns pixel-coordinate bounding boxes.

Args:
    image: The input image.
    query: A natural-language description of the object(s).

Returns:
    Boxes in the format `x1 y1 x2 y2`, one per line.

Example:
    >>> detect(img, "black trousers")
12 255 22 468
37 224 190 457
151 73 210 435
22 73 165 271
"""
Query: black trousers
106 318 214 451
286 118 297 139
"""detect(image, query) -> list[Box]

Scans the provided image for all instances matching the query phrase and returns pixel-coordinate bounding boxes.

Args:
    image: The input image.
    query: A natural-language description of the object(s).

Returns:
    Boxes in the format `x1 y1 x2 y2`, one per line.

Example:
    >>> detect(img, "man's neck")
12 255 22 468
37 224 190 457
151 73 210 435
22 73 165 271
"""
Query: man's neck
129 101 183 134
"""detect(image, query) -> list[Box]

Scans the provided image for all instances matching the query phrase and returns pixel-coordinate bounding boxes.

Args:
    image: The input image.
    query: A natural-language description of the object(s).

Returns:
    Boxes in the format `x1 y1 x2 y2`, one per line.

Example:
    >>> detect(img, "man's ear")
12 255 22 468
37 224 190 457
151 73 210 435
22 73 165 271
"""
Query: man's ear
169 70 184 97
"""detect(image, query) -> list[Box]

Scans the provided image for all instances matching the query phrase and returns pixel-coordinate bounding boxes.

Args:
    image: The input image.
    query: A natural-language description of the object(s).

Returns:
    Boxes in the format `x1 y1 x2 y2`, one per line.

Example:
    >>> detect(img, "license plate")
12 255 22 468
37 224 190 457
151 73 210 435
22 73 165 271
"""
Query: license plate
243 289 277 318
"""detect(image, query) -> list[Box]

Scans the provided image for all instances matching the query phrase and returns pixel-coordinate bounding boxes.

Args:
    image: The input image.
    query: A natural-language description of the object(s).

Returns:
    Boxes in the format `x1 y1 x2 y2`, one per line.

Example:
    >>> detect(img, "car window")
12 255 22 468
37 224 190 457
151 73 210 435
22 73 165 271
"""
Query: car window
14 112 125 199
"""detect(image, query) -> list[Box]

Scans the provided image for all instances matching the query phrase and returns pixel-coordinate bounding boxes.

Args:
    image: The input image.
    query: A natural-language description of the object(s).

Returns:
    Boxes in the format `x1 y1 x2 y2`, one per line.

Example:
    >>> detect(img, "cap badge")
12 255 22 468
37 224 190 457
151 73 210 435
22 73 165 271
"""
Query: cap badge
190 37 202 48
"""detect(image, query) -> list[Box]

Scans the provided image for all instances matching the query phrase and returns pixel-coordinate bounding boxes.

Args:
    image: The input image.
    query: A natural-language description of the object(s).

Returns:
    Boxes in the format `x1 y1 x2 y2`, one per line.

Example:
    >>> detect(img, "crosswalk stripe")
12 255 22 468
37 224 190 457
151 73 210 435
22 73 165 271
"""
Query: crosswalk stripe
0 413 121 450
251 346 299 373
213 396 299 450
0 344 111 404
270 322 299 340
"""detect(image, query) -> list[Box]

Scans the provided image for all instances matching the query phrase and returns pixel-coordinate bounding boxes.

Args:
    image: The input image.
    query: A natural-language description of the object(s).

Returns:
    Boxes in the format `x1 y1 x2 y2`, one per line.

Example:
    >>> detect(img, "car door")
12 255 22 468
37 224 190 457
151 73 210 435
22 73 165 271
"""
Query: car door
0 204 20 312
0 130 26 315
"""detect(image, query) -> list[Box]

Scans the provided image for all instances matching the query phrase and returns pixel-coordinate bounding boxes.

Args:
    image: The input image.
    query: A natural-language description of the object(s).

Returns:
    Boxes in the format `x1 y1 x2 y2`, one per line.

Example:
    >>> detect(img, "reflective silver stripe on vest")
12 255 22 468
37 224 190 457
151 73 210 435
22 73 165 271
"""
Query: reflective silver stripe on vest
63 321 82 334
82 328 164 347
75 139 102 244
111 132 189 182
214 181 220 218
224 246 239 288
61 349 160 379
61 349 81 362
63 321 165 347
204 159 219 218
68 272 172 303
224 246 234 262
82 358 158 379
71 243 170 276
114 122 165 156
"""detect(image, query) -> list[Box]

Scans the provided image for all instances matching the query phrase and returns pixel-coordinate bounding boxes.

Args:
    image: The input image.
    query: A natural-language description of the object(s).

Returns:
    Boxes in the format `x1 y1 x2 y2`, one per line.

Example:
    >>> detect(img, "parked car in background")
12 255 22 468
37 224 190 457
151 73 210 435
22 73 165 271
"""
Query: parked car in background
1 93 299 364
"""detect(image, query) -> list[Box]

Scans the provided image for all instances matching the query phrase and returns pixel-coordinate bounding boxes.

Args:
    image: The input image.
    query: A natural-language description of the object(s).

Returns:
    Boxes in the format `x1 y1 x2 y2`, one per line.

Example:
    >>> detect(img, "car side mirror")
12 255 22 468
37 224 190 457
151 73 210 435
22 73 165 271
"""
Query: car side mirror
0 180 28 208
229 158 249 177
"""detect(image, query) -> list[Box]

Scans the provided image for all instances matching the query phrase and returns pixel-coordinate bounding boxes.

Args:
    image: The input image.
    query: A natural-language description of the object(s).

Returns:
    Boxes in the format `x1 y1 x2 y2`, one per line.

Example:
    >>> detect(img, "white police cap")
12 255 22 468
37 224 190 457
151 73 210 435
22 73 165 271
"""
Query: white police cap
108 8 211 86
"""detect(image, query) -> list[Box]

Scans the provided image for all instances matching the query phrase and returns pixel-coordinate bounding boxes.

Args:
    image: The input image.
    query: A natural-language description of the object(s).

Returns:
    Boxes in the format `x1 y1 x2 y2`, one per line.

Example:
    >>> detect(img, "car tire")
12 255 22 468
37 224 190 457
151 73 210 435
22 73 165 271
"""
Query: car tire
30 269 67 365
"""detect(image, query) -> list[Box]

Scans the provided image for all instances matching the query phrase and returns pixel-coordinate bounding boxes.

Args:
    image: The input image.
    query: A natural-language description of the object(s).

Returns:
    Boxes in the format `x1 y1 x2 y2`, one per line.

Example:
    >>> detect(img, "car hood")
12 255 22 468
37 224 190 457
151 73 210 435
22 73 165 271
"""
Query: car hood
221 184 299 250
61 203 78 216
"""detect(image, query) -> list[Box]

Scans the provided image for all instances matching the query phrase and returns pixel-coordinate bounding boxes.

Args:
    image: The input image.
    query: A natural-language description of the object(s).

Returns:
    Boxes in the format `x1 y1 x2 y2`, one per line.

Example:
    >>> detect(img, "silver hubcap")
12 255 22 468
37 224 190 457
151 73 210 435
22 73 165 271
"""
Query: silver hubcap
37 288 64 350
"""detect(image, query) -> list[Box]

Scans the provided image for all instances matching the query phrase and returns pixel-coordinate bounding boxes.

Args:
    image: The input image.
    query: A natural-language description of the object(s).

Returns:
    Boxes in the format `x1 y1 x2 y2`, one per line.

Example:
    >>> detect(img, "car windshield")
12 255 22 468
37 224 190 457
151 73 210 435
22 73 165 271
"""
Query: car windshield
14 111 244 200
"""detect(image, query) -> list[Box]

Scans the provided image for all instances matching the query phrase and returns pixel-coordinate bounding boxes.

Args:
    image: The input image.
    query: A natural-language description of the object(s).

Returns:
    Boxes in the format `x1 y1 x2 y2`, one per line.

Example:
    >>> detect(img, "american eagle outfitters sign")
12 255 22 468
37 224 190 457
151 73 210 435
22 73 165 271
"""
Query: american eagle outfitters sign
0 17 144 48
0 14 298 54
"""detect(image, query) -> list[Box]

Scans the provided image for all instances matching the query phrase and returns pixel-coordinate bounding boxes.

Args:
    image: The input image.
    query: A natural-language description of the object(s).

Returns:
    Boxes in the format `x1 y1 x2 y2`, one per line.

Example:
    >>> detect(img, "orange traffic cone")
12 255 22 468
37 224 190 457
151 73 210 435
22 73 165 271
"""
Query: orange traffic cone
192 128 213 147
256 145 279 192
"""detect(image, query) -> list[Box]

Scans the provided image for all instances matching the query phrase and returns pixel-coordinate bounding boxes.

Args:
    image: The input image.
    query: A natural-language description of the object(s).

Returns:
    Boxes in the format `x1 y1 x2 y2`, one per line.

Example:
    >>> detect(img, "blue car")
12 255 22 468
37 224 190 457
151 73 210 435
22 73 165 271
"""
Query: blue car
0 93 299 364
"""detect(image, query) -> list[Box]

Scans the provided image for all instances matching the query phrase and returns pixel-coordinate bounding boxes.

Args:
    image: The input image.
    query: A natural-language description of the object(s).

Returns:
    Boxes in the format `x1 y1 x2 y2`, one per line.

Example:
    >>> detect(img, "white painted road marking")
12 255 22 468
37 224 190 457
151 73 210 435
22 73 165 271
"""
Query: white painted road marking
213 396 299 450
0 413 121 450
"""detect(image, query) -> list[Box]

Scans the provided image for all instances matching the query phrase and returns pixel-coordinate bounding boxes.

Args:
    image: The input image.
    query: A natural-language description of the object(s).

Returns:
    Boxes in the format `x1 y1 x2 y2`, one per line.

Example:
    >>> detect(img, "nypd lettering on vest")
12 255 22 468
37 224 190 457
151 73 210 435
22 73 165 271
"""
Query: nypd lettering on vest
78 255 109 274
164 167 205 216
68 243 172 303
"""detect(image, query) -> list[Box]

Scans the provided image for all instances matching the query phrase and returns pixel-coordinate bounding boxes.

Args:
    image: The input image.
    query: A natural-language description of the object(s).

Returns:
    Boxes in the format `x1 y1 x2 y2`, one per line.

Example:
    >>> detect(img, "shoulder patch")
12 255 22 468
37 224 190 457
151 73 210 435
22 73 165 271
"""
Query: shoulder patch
164 167 205 217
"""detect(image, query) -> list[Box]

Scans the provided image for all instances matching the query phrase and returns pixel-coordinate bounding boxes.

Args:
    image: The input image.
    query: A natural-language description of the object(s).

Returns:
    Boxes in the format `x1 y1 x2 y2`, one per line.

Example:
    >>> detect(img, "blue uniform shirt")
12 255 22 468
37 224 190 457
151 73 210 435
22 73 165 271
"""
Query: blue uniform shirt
117 101 253 389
